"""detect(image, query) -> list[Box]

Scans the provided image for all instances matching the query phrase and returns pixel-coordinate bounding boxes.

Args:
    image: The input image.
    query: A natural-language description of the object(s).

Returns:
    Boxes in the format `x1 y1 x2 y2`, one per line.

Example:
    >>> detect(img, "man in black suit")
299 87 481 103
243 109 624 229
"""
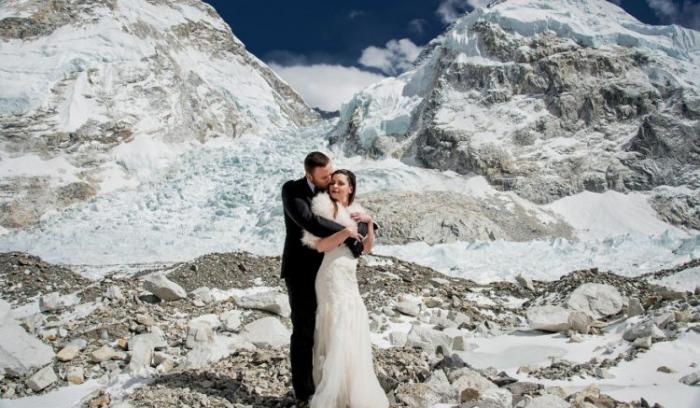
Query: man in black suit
281 152 364 407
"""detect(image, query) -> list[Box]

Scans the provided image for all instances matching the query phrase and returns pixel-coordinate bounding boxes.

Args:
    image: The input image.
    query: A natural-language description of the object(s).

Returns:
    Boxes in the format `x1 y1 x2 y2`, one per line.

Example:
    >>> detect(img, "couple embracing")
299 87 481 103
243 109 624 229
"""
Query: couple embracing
280 152 389 408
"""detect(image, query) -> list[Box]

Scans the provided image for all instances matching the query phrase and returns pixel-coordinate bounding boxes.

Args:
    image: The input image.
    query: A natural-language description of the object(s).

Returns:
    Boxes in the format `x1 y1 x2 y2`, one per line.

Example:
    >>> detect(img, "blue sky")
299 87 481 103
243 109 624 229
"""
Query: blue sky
203 0 700 110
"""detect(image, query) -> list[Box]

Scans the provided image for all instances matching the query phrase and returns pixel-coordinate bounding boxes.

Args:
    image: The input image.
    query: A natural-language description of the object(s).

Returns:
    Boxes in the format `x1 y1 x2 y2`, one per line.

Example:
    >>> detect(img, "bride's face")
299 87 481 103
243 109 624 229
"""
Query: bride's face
329 174 352 204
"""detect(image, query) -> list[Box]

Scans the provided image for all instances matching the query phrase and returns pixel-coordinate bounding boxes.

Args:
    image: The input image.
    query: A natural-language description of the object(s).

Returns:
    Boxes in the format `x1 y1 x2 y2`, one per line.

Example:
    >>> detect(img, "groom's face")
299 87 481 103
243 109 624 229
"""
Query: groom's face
308 163 333 190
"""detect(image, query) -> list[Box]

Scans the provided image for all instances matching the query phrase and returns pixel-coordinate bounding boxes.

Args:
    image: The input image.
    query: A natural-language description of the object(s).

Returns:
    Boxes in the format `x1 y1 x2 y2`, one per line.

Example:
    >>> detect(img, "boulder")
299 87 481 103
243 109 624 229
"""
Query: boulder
566 283 623 319
104 286 124 301
236 290 290 318
66 366 84 385
240 317 290 347
220 310 243 332
143 273 187 301
406 324 452 354
395 300 421 317
57 345 80 362
623 320 665 342
128 332 167 377
626 297 644 317
39 291 80 312
27 365 58 392
184 334 253 369
679 371 700 386
526 305 571 332
0 299 11 324
0 323 55 376
460 388 512 408
525 394 569 408
389 331 408 347
516 274 535 291
91 345 116 362
191 287 214 304
567 311 594 334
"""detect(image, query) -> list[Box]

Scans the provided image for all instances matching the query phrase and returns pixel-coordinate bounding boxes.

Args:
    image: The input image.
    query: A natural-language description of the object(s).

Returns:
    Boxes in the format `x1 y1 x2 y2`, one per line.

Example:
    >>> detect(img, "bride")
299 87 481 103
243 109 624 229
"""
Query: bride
300 169 390 408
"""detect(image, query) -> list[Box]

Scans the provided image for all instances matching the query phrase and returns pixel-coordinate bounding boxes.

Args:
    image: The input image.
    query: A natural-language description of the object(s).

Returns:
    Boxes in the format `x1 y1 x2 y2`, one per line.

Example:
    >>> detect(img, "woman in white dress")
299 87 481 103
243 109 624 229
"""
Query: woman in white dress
300 169 390 408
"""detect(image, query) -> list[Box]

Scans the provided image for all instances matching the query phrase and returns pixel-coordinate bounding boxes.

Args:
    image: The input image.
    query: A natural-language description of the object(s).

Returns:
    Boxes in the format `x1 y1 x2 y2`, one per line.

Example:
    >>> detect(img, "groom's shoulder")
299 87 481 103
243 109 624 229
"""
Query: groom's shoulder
281 178 303 194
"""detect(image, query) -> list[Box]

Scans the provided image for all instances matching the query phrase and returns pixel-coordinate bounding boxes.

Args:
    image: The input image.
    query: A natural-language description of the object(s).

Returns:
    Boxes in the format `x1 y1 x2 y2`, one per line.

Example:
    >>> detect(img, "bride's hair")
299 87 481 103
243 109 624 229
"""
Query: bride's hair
329 169 356 217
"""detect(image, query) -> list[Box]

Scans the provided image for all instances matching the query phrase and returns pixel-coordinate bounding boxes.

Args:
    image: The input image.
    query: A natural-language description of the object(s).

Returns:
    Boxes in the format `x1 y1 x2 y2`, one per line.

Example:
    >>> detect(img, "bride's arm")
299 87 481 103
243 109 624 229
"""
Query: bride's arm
314 227 361 253
362 221 375 254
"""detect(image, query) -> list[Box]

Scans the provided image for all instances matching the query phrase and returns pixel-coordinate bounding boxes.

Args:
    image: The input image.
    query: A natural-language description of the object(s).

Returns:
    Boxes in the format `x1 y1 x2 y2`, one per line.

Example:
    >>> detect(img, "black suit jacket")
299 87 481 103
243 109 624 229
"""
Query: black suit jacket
280 177 364 279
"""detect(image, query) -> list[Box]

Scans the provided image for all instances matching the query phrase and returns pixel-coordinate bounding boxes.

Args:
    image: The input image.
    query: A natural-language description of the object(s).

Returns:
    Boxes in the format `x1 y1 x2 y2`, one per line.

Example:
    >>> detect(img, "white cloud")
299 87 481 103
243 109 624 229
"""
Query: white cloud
646 0 700 30
409 18 428 35
270 64 385 111
358 38 423 75
436 0 490 23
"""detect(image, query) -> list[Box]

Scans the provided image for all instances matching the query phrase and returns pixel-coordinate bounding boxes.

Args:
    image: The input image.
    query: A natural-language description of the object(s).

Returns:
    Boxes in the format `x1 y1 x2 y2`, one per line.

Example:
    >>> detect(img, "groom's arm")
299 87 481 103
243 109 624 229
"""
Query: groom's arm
282 182 344 237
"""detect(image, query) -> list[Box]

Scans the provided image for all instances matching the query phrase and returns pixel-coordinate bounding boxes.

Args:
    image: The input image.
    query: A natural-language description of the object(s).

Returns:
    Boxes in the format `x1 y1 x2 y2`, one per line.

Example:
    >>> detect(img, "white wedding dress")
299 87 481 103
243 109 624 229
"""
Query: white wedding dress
301 193 389 408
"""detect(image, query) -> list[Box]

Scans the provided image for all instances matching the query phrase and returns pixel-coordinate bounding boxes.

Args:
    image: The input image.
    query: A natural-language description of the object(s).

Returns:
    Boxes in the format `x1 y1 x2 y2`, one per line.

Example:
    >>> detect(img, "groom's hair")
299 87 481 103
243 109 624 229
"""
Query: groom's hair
304 151 330 173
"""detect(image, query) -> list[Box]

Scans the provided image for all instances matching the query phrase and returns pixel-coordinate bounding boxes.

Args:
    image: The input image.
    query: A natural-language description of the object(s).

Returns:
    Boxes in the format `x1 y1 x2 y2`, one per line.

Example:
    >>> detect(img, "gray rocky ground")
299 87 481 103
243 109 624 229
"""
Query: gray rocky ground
0 251 698 407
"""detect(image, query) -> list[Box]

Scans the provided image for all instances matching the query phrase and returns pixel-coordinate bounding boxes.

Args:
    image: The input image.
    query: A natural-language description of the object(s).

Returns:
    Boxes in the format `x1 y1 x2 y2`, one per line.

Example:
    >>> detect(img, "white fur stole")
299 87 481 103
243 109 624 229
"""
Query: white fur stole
301 193 366 250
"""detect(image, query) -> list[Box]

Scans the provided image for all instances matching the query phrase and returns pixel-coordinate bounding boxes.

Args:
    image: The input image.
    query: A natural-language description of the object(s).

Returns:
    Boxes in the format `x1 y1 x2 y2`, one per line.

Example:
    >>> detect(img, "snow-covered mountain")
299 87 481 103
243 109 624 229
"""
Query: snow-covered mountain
330 0 700 229
0 0 318 229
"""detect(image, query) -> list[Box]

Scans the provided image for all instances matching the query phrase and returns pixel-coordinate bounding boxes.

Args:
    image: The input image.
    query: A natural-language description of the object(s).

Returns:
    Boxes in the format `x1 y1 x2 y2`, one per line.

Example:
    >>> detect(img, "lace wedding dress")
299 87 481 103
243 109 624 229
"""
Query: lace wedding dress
301 193 389 408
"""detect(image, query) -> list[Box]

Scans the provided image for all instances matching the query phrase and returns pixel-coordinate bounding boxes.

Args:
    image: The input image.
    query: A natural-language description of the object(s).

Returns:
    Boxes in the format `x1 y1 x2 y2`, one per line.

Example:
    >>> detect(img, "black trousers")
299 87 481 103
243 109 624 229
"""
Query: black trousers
284 274 317 401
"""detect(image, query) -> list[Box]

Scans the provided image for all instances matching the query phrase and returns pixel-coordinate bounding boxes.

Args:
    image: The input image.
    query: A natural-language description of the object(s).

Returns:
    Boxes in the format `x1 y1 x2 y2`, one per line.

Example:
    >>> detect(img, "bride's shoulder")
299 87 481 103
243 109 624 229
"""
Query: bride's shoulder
347 200 368 215
311 193 335 219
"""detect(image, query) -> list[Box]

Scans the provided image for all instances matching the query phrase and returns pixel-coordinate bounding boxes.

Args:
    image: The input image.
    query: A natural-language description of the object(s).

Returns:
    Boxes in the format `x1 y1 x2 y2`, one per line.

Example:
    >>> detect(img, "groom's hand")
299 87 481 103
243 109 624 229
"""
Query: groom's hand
344 236 363 258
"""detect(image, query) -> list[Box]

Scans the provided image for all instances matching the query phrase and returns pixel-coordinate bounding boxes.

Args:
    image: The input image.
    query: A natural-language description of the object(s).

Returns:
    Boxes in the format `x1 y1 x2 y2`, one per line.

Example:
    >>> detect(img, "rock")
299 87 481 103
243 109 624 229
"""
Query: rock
184 334 253 369
395 300 421 317
659 288 685 301
406 324 452 354
679 371 700 386
66 366 84 385
504 382 543 403
116 338 128 350
632 336 652 349
135 313 155 327
594 367 614 379
240 317 290 347
460 388 512 408
566 283 623 319
0 323 55 376
516 274 535 291
186 318 217 349
38 291 80 312
423 297 443 308
654 312 675 329
0 299 11 324
191 287 213 304
526 305 571 332
143 273 187 301
236 290 290 318
91 345 116 362
128 332 167 377
524 394 569 408
657 366 675 373
390 331 408 347
220 310 243 332
567 311 593 334
395 381 454 407
626 297 644 317
27 365 58 392
452 336 475 351
450 367 498 395
104 286 124 301
67 338 88 350
57 345 80 362
623 320 666 342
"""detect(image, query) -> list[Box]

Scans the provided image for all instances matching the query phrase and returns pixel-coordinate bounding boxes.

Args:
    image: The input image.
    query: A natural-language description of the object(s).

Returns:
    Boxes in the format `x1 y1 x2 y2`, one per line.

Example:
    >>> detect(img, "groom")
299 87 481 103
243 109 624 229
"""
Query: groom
281 151 364 407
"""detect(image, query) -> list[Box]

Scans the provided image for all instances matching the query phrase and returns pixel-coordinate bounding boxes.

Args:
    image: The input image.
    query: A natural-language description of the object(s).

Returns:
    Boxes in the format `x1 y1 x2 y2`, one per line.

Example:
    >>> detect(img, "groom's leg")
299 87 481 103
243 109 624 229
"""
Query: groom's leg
285 275 317 401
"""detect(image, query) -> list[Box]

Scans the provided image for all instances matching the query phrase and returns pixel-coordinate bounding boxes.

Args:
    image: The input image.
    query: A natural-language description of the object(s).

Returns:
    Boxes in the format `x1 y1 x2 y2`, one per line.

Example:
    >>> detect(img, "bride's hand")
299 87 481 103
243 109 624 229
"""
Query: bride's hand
351 212 372 224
